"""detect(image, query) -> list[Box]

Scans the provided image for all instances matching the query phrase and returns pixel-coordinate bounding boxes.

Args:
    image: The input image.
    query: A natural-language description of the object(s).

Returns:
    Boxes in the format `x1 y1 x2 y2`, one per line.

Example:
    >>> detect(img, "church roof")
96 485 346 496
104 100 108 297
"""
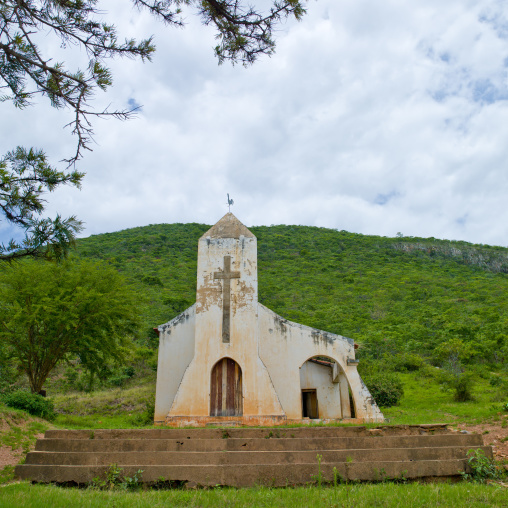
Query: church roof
201 213 255 239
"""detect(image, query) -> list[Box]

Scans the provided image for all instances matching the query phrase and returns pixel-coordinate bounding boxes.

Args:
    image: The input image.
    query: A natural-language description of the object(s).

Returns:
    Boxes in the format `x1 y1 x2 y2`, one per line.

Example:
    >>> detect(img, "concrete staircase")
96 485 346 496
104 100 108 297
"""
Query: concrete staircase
16 425 491 486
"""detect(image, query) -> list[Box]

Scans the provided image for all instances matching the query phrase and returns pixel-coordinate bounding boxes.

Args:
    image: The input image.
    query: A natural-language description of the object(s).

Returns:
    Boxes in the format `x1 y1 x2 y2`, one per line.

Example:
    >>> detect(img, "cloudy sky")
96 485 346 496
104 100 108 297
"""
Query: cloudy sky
2 0 508 246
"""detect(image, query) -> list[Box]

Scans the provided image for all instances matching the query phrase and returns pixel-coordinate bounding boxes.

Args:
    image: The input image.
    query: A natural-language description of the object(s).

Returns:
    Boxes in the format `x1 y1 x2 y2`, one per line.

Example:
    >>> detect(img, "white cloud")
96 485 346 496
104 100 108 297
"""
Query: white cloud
1 0 508 247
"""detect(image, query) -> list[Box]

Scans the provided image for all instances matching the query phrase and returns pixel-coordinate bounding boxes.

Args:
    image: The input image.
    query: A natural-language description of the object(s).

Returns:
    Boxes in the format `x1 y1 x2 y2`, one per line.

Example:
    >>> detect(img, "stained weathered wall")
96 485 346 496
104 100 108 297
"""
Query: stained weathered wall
167 214 284 419
258 304 384 422
300 361 343 419
154 213 383 425
154 305 196 422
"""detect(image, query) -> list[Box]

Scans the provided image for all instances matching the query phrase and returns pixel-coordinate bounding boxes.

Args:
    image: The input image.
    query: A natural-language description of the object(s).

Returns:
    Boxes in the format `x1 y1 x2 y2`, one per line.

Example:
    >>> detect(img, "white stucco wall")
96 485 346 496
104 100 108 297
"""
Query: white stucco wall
258 304 383 421
154 213 384 424
154 305 196 422
300 361 343 419
168 227 283 418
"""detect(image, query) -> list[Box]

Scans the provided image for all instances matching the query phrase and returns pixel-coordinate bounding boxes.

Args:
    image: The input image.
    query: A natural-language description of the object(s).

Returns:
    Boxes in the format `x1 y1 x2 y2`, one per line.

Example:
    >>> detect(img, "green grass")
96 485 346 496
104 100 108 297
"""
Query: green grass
382 373 508 426
0 421 48 452
1 482 507 507
53 414 155 429
0 465 15 485
0 405 51 451
49 374 156 429
52 383 154 416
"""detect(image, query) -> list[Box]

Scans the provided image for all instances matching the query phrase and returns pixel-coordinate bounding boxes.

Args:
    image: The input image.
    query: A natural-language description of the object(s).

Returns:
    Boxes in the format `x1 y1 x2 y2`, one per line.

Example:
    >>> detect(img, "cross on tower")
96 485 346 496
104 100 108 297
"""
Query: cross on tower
214 255 240 343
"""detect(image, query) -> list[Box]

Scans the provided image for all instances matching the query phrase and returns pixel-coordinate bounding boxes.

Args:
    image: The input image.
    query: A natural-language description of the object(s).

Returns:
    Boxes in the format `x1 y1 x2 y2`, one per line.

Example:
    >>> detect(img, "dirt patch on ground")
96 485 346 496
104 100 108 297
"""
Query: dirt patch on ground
456 416 508 461
0 446 21 468
0 431 44 470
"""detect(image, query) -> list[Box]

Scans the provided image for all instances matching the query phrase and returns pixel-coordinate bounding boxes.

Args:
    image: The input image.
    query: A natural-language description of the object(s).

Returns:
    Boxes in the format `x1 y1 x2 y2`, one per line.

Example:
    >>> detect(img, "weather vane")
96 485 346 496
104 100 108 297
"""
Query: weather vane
227 194 234 212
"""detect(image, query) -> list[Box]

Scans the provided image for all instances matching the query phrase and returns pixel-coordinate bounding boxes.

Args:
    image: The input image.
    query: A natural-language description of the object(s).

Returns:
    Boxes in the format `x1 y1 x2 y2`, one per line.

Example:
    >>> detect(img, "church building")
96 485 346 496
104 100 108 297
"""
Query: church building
154 213 383 425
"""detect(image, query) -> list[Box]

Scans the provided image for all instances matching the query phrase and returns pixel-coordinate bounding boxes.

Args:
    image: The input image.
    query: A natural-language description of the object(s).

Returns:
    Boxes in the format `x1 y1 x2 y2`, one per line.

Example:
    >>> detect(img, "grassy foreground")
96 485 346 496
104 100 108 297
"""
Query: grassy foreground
1 482 507 508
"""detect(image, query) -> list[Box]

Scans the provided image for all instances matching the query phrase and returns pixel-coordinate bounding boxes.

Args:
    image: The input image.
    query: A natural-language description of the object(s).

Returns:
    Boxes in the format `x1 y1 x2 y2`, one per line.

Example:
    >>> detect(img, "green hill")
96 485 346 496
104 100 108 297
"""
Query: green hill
75 223 508 366
2 222 507 437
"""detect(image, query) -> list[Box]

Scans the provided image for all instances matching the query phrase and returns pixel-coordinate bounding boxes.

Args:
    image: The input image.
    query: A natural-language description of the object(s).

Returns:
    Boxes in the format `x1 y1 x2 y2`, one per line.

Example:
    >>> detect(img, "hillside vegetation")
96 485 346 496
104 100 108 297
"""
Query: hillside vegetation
3 222 508 422
75 222 508 367
2 222 507 489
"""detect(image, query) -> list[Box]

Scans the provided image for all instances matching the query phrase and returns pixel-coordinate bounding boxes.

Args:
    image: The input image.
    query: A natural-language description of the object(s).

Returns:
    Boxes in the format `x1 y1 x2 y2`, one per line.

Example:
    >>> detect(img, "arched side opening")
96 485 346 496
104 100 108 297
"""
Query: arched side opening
299 356 354 419
210 357 243 417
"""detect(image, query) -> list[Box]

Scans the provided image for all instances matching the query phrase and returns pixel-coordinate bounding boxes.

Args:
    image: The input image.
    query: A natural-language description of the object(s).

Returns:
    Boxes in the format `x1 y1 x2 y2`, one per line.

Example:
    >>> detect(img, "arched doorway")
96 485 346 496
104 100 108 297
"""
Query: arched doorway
210 358 243 417
300 356 354 419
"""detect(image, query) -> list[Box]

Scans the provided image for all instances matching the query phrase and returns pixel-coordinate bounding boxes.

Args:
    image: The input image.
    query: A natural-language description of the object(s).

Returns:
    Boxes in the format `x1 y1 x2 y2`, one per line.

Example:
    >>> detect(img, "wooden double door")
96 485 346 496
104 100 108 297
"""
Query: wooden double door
210 358 243 417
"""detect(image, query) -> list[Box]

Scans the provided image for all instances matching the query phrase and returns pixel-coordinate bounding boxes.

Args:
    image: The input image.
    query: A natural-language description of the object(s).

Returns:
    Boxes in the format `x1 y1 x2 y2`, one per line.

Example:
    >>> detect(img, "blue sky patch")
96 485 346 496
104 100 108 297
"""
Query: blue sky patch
473 79 508 104
127 97 142 110
375 191 399 206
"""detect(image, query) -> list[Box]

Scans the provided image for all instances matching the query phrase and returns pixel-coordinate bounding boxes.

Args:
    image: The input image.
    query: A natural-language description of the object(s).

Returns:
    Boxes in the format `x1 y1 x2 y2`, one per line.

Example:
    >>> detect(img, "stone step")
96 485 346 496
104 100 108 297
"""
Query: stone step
24 446 490 466
35 433 483 453
15 459 472 486
17 425 491 485
42 424 450 441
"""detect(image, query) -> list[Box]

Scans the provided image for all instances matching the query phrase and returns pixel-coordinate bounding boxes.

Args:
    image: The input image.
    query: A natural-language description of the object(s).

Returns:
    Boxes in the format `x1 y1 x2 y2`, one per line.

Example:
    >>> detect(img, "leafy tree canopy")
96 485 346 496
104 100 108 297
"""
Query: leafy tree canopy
0 147 83 261
0 257 140 393
0 0 305 259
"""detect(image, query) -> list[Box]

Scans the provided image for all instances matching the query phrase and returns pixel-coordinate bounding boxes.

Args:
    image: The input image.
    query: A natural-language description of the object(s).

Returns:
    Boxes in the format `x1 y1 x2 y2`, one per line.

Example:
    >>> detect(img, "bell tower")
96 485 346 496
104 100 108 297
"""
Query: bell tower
166 213 284 424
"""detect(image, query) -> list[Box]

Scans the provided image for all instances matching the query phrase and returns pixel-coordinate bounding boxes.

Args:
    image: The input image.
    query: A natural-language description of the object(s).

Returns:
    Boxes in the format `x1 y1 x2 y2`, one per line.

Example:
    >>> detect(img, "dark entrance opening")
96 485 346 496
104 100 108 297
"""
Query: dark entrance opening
302 389 319 419
349 389 356 418
210 358 243 417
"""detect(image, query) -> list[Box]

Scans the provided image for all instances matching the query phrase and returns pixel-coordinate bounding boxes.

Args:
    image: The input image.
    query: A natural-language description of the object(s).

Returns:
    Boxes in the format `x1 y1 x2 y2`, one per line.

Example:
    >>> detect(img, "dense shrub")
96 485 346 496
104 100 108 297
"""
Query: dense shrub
65 366 79 383
141 395 155 424
356 358 382 377
363 373 404 407
463 449 503 483
439 371 476 402
419 363 440 379
124 366 136 378
107 366 136 387
0 359 21 396
3 390 56 421
146 355 158 372
488 375 506 387
454 373 475 402
128 396 155 426
63 366 79 389
108 372 130 387
391 353 424 372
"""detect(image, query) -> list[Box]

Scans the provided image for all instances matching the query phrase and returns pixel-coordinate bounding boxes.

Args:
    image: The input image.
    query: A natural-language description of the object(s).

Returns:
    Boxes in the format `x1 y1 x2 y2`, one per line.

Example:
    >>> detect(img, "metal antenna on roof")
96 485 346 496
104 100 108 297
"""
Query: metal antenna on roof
227 194 234 212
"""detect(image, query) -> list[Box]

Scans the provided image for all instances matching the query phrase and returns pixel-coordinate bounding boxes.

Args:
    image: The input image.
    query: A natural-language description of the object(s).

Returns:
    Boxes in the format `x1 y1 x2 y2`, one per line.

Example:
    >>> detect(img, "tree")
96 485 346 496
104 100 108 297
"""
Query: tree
1 0 305 259
1 147 83 261
0 258 140 393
